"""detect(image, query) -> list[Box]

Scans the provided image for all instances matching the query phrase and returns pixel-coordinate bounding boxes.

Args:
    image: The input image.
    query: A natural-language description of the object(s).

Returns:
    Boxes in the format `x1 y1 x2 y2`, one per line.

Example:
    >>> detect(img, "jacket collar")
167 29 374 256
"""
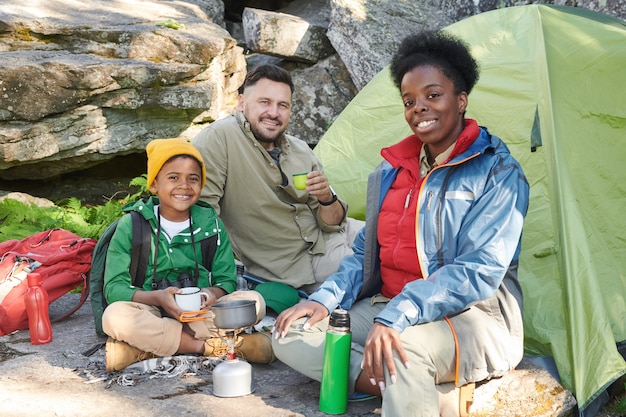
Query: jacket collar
384 119 478 159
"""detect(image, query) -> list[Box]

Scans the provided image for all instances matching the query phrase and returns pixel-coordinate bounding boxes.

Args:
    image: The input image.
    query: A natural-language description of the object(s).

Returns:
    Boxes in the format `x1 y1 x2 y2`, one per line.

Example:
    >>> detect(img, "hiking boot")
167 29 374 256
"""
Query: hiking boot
204 332 276 364
238 332 276 364
105 337 156 372
204 336 234 358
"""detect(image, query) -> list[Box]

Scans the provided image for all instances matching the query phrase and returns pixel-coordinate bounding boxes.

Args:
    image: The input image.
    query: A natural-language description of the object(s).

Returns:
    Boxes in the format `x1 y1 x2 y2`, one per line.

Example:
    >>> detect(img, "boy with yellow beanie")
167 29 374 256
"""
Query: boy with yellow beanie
102 138 274 371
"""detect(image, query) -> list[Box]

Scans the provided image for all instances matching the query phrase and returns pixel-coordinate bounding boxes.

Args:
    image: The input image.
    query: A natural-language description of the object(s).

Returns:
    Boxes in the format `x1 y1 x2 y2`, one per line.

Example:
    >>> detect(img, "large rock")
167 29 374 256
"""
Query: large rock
327 0 625 90
327 0 461 90
289 54 358 145
0 0 624 182
242 1 335 63
438 358 577 417
0 0 243 180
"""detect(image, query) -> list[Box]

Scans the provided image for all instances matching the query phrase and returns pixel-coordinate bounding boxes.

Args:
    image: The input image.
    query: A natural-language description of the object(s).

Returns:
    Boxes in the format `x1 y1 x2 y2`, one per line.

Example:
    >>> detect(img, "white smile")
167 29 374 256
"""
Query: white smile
261 118 280 127
417 120 436 128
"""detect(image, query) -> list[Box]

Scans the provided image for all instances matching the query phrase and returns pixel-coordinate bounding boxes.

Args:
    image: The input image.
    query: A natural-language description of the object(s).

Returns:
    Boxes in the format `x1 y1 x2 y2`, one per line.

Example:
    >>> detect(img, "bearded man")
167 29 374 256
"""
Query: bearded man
192 64 364 308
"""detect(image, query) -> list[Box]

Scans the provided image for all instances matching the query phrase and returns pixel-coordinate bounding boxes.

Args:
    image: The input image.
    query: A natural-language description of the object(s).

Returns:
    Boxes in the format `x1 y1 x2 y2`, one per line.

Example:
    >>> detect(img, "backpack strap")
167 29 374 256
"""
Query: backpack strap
128 212 215 288
129 211 152 288
200 234 218 273
89 211 152 338
52 272 89 323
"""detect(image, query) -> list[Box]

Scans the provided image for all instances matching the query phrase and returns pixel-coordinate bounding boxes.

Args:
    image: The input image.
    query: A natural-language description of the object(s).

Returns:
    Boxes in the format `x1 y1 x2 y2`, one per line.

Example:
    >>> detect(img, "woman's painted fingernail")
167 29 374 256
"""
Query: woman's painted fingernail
369 378 376 386
379 381 386 391
390 374 397 384
404 361 411 369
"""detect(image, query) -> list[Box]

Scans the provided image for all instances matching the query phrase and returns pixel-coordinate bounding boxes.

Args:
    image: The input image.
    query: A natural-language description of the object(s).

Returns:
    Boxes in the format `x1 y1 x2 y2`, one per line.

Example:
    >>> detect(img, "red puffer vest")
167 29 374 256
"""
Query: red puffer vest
378 120 479 297
378 136 423 297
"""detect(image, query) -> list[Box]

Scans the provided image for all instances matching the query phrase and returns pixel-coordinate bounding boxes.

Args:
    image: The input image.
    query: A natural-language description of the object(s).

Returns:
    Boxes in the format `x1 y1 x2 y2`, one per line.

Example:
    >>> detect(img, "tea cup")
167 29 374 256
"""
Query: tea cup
175 287 209 311
293 172 308 190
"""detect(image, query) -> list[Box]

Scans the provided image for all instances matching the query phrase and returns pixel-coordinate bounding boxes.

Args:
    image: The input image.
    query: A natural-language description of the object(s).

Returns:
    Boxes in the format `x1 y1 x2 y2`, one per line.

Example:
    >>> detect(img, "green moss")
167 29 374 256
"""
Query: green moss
155 19 185 30
13 27 34 42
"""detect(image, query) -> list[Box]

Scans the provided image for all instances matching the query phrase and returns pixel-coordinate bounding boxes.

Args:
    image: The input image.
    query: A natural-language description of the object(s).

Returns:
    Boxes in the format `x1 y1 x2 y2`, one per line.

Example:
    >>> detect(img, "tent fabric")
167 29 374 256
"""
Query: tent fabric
314 5 626 413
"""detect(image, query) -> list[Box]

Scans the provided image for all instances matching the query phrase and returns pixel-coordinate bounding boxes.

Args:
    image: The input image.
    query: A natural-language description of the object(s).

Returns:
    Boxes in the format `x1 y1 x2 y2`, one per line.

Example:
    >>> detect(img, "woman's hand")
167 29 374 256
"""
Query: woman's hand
361 322 410 391
272 300 329 339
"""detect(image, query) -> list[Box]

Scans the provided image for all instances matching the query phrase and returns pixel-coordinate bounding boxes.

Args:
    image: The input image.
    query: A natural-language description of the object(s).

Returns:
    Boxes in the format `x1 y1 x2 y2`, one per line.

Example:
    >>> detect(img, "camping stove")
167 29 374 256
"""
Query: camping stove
210 300 257 398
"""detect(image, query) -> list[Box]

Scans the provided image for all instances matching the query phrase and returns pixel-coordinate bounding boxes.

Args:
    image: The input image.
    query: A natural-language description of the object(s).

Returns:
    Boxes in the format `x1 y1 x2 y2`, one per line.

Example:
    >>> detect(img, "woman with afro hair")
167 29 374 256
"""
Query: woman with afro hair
272 30 530 416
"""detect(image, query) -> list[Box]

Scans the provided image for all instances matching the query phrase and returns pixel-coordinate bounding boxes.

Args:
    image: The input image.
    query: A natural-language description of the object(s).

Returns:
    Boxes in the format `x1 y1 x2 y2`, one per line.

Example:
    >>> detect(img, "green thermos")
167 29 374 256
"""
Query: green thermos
319 309 352 414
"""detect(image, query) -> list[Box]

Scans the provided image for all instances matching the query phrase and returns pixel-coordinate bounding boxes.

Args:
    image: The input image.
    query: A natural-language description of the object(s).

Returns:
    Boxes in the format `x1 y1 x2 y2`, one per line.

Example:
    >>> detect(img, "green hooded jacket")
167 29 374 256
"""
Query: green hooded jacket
104 197 237 303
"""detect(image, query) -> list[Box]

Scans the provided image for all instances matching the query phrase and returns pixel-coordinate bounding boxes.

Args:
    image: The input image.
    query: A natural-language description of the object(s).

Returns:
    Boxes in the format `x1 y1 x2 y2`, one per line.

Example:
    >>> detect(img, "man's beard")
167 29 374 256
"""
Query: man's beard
250 121 285 144
253 132 276 144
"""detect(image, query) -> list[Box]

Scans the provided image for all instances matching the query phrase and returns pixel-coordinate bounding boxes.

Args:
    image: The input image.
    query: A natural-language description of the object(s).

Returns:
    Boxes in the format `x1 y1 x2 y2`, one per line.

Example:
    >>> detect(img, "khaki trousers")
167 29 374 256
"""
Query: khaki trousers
305 217 365 293
272 296 457 417
103 290 265 356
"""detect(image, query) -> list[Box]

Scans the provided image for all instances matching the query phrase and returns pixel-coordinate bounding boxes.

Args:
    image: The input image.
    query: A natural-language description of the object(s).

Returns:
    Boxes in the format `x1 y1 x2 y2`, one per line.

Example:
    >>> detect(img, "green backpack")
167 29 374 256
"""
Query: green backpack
89 211 216 336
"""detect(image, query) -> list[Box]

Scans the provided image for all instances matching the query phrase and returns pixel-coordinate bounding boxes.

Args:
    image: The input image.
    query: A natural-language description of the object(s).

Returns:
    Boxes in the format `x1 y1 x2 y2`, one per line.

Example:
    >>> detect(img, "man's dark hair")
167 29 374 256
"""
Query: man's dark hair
240 64 294 94
389 30 479 95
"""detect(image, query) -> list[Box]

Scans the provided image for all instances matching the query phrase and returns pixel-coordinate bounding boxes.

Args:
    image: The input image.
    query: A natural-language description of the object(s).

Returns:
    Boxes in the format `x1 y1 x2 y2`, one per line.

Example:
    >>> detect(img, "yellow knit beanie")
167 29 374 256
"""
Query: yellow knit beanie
146 138 206 189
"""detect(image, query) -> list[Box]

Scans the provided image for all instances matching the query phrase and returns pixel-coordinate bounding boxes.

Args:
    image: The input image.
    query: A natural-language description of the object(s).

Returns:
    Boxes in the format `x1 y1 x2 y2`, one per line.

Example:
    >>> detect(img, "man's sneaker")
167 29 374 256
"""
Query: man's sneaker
105 337 156 372
347 392 378 402
204 332 276 364
238 332 276 364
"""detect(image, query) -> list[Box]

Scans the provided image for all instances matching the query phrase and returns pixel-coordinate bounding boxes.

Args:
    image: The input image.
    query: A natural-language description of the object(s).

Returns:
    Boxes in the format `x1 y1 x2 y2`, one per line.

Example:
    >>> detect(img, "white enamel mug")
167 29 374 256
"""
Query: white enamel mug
175 287 209 311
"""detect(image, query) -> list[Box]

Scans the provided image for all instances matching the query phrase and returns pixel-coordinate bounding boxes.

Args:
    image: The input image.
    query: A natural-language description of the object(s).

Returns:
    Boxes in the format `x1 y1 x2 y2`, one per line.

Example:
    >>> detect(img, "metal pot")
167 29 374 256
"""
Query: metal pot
211 299 257 329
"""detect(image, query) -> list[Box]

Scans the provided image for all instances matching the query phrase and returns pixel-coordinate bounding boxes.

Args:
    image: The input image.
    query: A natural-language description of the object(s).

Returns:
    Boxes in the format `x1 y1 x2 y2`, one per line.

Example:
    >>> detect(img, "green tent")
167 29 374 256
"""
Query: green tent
315 5 626 414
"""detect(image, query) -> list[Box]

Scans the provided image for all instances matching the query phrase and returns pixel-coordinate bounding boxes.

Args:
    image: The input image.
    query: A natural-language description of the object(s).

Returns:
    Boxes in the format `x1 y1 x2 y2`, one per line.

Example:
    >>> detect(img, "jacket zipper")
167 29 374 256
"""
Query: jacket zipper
404 187 414 208
392 184 417 267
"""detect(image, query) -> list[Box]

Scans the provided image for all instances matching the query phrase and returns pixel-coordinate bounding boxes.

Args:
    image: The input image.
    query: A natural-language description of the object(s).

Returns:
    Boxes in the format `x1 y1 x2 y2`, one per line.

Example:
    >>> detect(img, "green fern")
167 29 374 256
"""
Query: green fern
0 176 149 242
0 199 64 241
129 174 149 198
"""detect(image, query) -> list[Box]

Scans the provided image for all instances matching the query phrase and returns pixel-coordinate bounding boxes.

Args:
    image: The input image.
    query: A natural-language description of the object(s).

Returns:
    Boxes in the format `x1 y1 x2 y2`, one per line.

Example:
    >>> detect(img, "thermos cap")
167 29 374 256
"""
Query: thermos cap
329 309 350 330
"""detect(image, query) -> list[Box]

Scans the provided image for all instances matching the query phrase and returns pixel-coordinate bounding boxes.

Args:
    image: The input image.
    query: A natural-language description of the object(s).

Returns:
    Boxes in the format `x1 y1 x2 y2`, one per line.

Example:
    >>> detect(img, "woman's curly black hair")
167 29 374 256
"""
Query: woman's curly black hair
390 30 479 95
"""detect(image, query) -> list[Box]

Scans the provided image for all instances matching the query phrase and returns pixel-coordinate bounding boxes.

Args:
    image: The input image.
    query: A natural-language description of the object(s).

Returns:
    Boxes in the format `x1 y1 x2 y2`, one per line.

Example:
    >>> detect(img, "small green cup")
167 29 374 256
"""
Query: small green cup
293 173 308 190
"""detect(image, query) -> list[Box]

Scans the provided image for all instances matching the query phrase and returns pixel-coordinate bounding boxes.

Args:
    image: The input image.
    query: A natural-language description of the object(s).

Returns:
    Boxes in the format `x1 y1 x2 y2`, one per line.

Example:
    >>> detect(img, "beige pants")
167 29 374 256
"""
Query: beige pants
304 217 365 293
272 296 457 417
102 290 265 356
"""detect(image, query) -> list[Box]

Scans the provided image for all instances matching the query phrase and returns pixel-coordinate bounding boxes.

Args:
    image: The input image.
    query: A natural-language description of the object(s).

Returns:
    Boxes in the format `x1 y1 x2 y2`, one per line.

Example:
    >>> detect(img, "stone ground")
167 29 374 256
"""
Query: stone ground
1 293 623 417
0 294 382 417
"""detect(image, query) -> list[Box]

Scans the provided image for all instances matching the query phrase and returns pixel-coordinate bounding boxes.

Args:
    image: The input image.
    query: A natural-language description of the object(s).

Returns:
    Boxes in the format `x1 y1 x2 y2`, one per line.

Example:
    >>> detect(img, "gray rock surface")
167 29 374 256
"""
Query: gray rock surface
327 0 459 90
0 293 576 417
0 294 382 417
0 0 243 180
243 5 335 63
1 0 624 181
289 54 358 145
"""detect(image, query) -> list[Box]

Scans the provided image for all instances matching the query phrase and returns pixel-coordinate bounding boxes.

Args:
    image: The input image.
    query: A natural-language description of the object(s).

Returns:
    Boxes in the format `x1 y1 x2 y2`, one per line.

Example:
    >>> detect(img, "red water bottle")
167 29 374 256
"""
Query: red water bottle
25 272 53 344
